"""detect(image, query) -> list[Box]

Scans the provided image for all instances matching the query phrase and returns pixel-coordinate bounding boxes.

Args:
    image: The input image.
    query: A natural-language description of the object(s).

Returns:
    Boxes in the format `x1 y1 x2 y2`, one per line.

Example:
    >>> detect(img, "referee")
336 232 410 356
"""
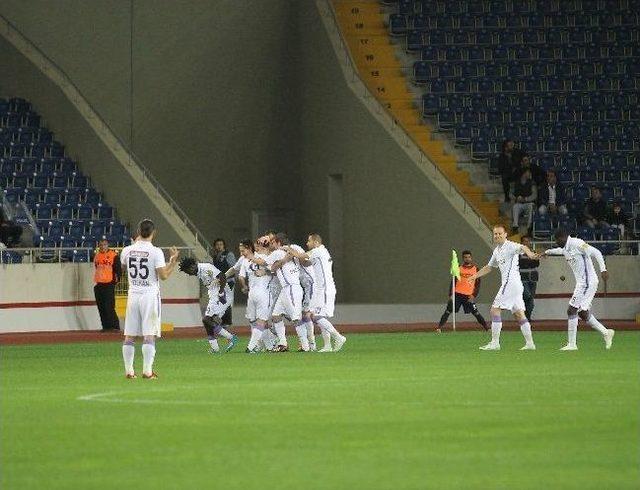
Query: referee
94 238 121 331
436 250 488 333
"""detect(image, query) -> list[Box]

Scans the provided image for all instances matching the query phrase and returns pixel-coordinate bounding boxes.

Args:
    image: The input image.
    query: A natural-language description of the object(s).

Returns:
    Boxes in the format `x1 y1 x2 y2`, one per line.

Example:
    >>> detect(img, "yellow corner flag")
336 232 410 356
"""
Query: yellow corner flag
450 250 461 279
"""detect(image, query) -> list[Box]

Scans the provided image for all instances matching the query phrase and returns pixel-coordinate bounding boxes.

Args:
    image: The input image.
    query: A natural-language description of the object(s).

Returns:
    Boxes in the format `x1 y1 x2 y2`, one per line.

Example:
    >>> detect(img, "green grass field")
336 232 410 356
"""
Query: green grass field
2 331 639 490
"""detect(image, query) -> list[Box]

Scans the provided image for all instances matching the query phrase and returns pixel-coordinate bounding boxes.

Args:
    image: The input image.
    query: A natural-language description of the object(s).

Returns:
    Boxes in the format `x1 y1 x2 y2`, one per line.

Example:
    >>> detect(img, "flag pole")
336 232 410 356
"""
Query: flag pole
452 275 456 332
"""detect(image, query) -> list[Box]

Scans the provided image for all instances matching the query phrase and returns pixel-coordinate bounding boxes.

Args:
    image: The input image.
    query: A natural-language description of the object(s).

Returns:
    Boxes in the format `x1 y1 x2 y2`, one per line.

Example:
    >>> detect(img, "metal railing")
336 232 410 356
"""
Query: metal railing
0 246 196 264
0 15 213 258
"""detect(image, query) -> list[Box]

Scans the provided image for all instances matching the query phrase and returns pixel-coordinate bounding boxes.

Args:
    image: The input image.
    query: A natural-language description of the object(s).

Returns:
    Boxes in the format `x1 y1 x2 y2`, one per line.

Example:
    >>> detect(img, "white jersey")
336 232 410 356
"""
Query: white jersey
240 253 271 292
488 240 523 288
120 240 166 294
265 249 301 288
290 244 316 287
545 236 606 286
308 245 335 291
197 262 226 299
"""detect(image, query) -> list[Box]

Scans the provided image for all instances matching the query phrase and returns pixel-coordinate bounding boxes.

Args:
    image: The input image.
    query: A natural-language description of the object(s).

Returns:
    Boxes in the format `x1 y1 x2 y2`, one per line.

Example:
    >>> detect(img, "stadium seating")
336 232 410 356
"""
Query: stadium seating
387 0 639 252
1 97 129 261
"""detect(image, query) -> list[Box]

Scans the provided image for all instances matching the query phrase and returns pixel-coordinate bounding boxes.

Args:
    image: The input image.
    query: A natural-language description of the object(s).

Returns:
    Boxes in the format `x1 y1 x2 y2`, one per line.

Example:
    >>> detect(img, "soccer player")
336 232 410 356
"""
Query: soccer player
466 224 540 351
436 250 488 333
178 257 238 354
542 229 614 350
237 239 273 352
120 219 179 379
252 233 304 352
290 242 318 351
285 233 346 353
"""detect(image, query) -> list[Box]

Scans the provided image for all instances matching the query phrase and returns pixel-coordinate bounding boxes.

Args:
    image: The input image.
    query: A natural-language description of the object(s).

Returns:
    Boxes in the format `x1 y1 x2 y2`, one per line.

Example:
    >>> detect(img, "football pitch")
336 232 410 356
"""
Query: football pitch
2 331 639 490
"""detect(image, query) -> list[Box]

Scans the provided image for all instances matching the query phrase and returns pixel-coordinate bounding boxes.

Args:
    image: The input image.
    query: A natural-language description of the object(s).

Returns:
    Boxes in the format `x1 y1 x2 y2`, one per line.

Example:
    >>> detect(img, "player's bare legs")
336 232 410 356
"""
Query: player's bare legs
141 335 158 378
514 310 535 350
122 335 136 378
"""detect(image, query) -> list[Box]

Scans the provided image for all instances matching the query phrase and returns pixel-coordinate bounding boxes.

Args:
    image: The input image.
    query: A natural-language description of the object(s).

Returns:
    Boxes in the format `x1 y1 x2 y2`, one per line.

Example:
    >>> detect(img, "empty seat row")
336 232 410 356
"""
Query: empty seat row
413 41 640 59
413 60 637 80
392 0 636 16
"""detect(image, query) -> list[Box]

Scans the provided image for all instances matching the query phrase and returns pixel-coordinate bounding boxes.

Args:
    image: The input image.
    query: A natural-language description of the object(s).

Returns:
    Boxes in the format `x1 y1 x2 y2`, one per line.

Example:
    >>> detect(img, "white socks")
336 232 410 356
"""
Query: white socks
261 328 278 350
273 320 287 346
490 316 502 345
247 322 264 351
295 323 310 351
587 314 608 335
218 328 233 340
316 317 341 339
568 315 578 346
208 337 220 352
518 319 534 345
142 342 156 376
122 342 135 375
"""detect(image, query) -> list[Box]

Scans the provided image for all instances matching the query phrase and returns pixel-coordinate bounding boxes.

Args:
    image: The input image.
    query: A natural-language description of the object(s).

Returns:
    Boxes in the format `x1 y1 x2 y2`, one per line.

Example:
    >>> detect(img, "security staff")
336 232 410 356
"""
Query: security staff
94 238 121 331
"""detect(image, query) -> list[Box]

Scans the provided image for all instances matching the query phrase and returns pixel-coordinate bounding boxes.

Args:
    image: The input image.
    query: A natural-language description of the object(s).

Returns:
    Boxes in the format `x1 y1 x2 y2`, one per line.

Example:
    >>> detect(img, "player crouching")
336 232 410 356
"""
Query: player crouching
178 257 238 353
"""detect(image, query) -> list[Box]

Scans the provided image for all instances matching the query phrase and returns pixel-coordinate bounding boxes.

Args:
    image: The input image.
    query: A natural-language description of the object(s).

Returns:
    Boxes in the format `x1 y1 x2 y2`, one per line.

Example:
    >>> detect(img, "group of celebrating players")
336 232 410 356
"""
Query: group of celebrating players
177 230 346 356
116 218 614 380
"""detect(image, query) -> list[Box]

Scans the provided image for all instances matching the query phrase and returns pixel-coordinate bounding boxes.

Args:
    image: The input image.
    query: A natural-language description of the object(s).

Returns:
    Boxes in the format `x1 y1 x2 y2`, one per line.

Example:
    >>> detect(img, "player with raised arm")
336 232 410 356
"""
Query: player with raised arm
120 219 179 379
466 224 540 351
285 233 346 353
178 256 237 354
542 229 614 350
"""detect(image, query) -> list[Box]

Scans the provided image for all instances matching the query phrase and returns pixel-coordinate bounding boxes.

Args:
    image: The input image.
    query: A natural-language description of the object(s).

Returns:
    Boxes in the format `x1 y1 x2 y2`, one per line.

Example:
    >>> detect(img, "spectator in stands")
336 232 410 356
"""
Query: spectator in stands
213 238 237 329
583 187 609 229
607 202 628 238
515 154 545 187
94 239 121 331
537 169 568 217
497 139 524 202
519 235 540 321
511 169 537 233
0 208 23 247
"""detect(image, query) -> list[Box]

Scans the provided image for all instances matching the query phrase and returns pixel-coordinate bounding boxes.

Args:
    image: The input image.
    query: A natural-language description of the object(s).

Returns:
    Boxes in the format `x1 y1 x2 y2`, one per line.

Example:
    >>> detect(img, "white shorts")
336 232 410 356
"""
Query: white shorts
124 291 161 337
311 288 336 318
492 282 525 314
205 286 232 318
272 285 303 321
570 282 598 312
246 288 271 322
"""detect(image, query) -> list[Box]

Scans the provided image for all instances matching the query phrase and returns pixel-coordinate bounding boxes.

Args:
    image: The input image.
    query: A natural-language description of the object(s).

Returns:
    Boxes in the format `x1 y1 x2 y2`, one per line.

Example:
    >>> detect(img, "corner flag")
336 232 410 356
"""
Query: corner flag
450 250 461 279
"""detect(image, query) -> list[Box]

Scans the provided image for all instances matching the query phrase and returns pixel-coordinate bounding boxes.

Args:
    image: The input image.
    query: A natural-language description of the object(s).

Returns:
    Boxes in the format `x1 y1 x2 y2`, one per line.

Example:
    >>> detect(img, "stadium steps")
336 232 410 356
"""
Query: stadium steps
332 0 507 228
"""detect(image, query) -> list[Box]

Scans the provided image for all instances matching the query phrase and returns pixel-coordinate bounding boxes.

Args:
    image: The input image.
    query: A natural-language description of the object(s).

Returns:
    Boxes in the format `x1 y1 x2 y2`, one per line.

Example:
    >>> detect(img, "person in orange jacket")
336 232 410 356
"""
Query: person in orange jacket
436 250 488 333
94 238 122 331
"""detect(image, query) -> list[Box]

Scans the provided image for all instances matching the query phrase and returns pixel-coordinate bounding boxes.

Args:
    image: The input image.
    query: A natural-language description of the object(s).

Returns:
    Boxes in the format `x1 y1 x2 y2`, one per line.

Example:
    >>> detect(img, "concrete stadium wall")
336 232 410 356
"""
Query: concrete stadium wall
0 263 201 332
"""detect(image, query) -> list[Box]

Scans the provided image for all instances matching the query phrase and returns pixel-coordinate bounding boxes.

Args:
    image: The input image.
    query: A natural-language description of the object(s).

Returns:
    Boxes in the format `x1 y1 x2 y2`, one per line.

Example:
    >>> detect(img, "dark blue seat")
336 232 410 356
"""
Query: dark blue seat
389 14 407 36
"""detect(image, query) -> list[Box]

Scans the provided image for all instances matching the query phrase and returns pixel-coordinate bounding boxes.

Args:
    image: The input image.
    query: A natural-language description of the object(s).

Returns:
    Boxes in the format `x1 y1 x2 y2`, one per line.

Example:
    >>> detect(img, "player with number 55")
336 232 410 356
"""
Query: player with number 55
119 219 179 379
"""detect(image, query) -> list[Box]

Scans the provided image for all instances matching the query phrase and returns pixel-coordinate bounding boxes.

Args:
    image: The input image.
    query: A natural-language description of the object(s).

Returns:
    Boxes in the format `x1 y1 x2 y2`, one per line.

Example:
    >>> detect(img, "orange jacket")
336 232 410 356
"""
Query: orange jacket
451 263 481 297
94 249 120 284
